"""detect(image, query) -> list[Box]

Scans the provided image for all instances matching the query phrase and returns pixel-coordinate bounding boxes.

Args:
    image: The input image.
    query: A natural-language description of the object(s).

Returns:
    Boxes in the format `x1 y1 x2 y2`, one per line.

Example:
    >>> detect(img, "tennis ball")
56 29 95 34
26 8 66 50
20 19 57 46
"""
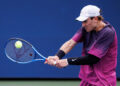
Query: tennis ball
15 41 23 48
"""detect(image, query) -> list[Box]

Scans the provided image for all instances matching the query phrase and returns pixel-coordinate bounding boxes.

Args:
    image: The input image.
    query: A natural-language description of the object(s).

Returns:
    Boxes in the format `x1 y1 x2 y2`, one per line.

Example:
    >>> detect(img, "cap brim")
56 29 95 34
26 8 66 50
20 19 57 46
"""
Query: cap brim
76 16 88 21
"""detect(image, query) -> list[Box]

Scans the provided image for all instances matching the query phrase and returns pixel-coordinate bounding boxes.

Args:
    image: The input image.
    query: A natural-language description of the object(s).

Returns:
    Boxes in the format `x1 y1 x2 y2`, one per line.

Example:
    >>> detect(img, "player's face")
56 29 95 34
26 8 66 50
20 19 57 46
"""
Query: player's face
82 17 97 32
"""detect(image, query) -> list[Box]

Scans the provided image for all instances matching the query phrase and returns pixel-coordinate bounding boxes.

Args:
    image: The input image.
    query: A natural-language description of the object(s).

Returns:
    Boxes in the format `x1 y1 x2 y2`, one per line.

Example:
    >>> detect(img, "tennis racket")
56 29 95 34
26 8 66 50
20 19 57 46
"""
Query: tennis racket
5 38 56 64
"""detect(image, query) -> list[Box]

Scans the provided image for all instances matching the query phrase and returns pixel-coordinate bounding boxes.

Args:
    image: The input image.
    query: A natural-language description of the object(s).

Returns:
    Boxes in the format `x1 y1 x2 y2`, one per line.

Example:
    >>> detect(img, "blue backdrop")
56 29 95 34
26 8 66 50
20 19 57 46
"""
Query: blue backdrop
0 0 120 79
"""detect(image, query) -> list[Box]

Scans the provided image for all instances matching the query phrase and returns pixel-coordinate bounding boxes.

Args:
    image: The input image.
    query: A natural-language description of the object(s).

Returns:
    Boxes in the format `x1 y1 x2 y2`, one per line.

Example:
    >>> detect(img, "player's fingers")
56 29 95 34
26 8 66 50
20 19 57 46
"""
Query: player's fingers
55 61 62 68
46 60 55 66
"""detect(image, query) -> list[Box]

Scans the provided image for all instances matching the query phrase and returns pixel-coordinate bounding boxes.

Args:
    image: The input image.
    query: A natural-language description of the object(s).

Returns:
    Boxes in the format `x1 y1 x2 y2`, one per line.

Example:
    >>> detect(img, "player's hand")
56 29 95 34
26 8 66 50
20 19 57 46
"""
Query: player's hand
55 59 68 68
44 56 59 66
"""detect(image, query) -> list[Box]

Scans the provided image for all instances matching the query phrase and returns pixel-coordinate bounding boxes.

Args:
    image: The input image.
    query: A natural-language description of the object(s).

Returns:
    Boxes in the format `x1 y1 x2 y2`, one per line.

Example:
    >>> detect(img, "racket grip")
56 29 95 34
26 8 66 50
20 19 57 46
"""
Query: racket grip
45 59 48 63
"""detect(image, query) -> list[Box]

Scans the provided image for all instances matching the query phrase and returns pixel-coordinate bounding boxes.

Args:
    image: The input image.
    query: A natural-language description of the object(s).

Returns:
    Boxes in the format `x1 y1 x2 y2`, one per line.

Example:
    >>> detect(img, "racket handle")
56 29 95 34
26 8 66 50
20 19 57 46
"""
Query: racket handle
45 59 47 62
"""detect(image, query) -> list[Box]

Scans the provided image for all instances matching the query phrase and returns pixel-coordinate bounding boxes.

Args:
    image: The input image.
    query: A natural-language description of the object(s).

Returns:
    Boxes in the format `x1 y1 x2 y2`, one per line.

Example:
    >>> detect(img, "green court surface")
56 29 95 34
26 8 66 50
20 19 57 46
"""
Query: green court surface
0 80 120 86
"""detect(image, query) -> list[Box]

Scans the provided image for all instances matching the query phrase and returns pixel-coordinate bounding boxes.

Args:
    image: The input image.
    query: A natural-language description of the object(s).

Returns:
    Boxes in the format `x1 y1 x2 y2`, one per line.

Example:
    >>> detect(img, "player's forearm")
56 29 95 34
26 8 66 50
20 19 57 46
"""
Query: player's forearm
67 54 100 65
56 39 77 59
60 39 76 54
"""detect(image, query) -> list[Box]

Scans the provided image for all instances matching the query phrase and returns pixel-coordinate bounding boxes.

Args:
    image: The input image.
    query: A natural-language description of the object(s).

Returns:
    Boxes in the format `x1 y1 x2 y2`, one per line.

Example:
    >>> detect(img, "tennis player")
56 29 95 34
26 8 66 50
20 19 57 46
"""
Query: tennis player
45 5 117 86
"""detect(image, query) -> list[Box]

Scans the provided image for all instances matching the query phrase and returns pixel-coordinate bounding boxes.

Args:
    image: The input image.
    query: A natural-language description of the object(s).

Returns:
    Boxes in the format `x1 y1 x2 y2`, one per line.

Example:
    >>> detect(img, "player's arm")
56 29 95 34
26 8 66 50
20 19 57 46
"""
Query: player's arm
55 54 100 68
45 39 77 65
55 39 77 59
67 54 100 65
49 28 83 61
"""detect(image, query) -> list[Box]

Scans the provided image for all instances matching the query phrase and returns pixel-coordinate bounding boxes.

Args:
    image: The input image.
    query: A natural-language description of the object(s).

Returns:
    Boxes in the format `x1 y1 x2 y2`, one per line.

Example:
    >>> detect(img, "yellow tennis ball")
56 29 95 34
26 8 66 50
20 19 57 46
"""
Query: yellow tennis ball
15 41 23 48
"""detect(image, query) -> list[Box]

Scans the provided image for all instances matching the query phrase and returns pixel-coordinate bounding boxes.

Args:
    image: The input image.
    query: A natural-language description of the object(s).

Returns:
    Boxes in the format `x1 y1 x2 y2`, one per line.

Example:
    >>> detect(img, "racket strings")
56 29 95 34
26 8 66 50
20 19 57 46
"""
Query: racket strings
15 44 31 58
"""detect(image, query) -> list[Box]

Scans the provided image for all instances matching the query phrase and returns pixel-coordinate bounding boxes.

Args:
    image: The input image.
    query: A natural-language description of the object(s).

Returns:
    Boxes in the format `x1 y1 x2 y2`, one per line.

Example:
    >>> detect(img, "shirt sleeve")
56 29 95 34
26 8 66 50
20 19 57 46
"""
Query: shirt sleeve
88 29 115 59
72 27 84 43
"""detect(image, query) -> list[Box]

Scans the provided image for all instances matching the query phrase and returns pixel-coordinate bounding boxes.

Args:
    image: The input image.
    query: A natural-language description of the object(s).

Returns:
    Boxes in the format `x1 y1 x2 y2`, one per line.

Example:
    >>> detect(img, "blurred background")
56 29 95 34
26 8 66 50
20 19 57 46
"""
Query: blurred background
0 0 120 79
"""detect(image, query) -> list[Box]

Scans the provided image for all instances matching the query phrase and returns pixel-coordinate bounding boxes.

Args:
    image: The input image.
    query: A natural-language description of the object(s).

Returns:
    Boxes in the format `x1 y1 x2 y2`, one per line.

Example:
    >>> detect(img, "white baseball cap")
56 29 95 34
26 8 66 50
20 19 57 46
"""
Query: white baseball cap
76 5 100 21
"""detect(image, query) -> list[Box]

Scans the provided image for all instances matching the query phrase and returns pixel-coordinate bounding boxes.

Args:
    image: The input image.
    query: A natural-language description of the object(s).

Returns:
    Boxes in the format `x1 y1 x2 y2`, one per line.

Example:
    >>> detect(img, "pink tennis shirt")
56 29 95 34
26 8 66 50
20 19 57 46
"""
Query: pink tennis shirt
72 21 117 86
